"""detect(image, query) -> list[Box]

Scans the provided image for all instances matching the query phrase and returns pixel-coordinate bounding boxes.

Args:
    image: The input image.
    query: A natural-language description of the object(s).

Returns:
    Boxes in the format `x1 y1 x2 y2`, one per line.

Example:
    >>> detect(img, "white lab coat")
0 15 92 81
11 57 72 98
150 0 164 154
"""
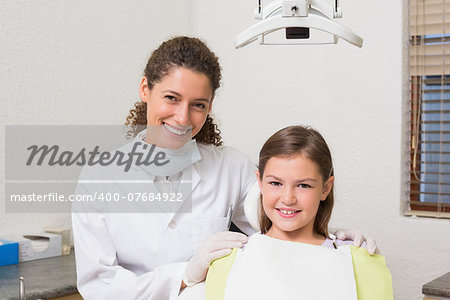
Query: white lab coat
72 142 256 300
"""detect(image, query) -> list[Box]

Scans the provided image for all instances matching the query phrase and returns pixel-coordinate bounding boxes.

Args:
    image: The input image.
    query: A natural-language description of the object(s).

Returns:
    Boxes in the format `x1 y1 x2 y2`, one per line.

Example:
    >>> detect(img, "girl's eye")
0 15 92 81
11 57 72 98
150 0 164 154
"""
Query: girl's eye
269 181 281 186
298 183 312 188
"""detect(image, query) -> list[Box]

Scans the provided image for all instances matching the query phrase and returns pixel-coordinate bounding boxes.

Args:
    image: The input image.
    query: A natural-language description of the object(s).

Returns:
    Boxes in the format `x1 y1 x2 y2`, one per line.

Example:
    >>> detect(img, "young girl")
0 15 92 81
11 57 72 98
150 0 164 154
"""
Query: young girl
256 125 336 247
201 125 393 300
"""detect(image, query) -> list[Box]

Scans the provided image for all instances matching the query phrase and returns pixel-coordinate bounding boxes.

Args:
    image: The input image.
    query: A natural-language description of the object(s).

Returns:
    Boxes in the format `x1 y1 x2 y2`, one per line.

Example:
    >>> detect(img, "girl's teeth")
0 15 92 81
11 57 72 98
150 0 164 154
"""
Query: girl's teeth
280 210 297 215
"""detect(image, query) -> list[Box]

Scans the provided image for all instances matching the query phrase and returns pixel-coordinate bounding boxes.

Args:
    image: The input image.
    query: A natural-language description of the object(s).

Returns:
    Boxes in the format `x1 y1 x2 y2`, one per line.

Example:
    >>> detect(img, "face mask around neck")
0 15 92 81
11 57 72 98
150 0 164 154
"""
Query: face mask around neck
131 130 201 176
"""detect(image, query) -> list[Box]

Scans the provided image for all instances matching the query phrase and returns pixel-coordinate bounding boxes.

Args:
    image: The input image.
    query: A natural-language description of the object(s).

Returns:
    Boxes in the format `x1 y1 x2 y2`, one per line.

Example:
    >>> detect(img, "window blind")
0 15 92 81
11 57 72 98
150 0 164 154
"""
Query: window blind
408 0 450 215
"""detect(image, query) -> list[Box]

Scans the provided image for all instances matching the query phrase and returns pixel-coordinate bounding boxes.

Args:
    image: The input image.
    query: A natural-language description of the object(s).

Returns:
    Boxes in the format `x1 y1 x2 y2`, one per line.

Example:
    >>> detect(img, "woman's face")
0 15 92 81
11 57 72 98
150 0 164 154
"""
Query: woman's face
139 67 214 148
257 154 333 242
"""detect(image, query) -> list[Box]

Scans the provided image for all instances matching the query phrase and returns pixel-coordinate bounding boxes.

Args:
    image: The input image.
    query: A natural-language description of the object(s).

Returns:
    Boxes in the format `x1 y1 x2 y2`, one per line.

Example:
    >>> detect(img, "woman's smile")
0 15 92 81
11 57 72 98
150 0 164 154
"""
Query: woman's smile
139 67 214 148
162 122 192 136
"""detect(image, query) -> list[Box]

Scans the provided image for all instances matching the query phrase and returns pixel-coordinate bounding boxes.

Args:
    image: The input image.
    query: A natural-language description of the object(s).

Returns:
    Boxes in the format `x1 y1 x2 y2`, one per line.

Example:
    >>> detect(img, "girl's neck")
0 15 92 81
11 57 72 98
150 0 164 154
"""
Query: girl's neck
265 227 326 246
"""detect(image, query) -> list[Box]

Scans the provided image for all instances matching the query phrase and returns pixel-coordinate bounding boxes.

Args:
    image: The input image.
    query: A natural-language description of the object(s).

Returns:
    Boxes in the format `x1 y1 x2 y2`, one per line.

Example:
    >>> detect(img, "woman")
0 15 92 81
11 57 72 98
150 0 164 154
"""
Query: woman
72 36 375 300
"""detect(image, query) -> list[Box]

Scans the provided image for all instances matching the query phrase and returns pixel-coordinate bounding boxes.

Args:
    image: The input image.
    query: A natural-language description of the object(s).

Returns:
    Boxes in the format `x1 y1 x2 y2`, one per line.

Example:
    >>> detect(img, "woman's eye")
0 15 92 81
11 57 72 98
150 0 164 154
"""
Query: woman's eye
193 103 207 110
269 181 281 186
165 95 178 102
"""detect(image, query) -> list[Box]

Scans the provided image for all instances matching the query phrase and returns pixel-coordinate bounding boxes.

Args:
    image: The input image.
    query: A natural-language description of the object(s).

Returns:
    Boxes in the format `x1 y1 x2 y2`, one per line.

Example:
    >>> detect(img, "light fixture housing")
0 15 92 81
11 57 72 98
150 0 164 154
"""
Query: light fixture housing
235 0 363 48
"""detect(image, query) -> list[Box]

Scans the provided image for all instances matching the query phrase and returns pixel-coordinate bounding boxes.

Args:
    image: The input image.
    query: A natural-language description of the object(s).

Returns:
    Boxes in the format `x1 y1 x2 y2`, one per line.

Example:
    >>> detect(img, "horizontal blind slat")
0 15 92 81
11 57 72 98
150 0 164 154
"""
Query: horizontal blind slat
420 89 450 94
416 141 450 144
419 130 450 133
421 109 450 113
409 170 450 175
409 200 450 207
408 151 450 154
410 23 450 35
410 190 450 196
410 44 450 56
411 65 450 76
410 55 450 67
409 180 450 185
410 2 450 15
421 120 450 124
417 77 450 84
411 0 450 6
409 100 450 104
410 12 450 26
410 160 450 164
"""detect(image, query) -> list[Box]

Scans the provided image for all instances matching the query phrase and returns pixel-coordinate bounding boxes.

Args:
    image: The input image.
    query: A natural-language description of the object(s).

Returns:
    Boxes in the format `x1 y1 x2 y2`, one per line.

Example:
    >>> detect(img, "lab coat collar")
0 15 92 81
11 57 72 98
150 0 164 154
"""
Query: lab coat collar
131 130 202 177
141 163 201 193
129 130 202 218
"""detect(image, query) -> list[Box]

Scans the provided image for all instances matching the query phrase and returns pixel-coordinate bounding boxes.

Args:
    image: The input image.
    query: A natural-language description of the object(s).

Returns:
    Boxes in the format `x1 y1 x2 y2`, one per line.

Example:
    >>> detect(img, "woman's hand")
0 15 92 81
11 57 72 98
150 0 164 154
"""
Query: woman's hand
334 229 380 255
182 231 248 287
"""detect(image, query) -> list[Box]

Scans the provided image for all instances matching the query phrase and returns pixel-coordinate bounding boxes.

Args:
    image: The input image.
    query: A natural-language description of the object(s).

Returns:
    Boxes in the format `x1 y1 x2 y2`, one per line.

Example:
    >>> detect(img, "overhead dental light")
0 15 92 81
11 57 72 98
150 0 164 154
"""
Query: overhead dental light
235 0 363 48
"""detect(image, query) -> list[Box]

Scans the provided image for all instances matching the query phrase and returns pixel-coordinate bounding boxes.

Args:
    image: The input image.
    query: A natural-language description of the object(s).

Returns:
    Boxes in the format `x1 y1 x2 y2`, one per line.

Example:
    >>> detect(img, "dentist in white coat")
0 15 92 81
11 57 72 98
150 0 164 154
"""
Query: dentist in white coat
72 36 376 300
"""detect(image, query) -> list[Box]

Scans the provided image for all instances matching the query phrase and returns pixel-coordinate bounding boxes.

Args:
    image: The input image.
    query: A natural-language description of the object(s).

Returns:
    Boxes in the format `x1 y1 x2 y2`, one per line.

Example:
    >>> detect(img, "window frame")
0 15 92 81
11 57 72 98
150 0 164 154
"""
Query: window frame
406 0 450 217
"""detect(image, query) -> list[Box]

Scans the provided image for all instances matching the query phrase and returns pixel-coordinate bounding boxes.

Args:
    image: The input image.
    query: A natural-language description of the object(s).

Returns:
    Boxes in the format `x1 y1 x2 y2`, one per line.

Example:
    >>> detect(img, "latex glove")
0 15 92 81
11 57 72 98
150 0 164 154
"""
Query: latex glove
183 231 248 286
334 229 380 255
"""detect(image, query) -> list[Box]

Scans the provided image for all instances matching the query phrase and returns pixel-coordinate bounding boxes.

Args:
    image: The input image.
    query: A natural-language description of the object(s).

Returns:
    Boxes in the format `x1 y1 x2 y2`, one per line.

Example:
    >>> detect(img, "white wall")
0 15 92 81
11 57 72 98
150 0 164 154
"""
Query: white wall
0 0 189 240
2 1 450 299
190 0 450 299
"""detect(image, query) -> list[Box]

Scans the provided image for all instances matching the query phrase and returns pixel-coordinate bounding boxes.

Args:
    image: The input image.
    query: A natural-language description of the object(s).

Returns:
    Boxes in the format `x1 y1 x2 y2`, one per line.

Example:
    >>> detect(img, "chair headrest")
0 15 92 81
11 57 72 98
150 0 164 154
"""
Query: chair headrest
244 181 261 232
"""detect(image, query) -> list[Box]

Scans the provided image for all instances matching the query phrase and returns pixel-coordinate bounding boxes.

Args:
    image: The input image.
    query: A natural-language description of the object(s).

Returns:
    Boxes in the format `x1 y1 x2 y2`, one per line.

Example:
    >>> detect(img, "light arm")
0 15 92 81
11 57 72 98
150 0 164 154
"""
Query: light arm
235 9 363 48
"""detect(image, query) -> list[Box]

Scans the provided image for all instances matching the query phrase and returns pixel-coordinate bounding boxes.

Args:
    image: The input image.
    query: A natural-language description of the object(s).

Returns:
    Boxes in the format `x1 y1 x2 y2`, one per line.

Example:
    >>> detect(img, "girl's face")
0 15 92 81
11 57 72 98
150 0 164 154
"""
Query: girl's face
257 154 334 243
139 67 214 148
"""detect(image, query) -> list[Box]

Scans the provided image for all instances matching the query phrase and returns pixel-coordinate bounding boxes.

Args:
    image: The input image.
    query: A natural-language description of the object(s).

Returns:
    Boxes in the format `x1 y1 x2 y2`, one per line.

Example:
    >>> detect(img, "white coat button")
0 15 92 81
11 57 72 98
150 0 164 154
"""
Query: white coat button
168 220 177 229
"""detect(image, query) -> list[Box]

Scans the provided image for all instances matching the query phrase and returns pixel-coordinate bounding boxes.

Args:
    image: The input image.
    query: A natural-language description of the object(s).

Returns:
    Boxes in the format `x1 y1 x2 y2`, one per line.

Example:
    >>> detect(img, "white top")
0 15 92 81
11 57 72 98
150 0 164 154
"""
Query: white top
72 141 256 300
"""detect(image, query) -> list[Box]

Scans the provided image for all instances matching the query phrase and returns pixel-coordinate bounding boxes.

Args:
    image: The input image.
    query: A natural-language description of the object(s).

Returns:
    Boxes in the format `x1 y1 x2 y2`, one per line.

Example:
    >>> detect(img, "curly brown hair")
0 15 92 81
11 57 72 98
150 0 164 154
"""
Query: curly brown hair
125 36 223 146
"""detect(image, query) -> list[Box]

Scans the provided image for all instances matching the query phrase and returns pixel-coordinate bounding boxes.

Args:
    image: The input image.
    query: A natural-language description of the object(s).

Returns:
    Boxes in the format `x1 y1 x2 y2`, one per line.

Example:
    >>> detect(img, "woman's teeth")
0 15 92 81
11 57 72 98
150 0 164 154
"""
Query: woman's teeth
163 123 190 135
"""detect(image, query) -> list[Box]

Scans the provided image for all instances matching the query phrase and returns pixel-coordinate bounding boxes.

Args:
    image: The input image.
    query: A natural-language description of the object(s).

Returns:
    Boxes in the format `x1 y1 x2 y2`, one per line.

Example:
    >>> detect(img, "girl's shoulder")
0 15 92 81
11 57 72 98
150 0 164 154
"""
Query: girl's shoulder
321 238 367 249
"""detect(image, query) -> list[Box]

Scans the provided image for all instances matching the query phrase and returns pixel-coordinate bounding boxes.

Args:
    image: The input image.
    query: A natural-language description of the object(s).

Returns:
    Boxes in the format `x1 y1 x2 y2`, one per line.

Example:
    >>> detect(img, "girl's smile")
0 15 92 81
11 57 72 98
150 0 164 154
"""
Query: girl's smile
257 154 334 244
276 208 301 218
